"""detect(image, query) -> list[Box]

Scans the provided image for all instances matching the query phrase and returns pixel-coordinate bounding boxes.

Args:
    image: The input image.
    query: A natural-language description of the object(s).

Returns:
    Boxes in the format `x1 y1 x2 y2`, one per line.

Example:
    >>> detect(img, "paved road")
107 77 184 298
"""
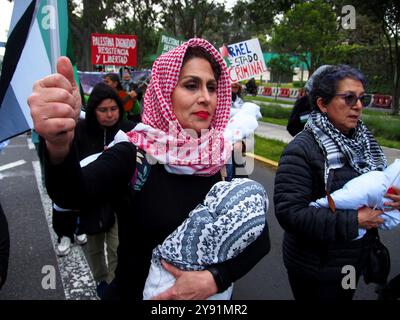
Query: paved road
0 135 96 300
256 121 400 165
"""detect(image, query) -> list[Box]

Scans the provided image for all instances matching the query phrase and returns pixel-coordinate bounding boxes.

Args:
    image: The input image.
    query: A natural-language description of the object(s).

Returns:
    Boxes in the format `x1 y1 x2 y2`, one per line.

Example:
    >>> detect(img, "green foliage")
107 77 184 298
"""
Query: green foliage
375 137 400 150
268 54 295 83
112 1 162 68
68 0 124 70
229 0 276 43
362 114 400 141
292 81 305 88
244 95 294 104
160 0 228 41
323 43 392 94
346 0 400 114
259 104 292 119
260 117 288 126
254 135 287 162
271 0 339 74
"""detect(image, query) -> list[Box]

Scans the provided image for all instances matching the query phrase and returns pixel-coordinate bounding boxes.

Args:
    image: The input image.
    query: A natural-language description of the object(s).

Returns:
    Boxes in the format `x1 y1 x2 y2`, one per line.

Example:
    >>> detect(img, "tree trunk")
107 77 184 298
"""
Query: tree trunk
392 66 400 115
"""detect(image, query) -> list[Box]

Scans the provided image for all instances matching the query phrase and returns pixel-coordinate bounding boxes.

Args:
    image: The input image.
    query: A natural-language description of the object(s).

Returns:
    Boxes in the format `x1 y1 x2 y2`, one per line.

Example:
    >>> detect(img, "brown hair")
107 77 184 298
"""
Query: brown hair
182 46 221 81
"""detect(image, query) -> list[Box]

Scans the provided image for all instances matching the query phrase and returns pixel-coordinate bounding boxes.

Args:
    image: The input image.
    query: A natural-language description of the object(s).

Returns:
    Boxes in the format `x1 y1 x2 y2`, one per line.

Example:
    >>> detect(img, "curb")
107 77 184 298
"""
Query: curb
246 153 279 169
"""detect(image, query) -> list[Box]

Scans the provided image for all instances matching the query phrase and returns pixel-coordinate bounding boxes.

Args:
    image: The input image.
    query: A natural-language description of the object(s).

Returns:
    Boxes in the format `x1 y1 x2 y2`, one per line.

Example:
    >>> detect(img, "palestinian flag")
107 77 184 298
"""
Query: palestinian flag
0 0 77 143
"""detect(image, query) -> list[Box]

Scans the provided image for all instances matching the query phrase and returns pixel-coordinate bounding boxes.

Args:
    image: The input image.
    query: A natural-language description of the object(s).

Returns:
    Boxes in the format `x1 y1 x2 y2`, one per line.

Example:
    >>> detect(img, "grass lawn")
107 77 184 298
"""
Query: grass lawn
244 95 294 105
262 83 294 88
260 117 288 126
254 135 288 162
375 137 400 149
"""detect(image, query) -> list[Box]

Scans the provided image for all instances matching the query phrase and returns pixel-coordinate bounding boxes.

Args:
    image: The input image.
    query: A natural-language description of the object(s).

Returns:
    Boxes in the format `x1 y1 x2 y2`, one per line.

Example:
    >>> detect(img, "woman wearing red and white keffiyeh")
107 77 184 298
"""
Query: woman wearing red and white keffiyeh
28 38 271 300
126 38 233 176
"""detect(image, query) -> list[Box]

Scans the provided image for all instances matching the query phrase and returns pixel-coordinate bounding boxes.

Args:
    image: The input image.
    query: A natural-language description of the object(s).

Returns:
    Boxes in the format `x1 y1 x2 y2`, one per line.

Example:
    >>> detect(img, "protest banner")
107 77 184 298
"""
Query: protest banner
156 33 185 56
91 33 137 66
220 38 267 82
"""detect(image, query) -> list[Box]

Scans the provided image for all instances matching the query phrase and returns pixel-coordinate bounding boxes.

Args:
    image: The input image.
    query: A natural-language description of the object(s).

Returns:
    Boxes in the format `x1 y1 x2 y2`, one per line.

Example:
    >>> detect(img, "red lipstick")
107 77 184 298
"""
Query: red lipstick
194 111 209 119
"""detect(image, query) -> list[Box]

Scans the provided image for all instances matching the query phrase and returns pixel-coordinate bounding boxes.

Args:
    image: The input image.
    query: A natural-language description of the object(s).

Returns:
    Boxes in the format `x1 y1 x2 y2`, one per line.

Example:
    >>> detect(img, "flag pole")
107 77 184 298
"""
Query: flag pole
48 0 60 73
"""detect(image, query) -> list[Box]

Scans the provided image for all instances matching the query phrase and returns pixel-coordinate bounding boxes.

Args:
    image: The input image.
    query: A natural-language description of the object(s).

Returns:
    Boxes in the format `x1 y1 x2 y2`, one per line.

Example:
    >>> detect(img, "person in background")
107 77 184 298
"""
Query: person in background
61 82 135 297
120 68 143 123
287 65 331 137
231 82 244 112
28 38 270 300
245 77 257 96
274 64 390 300
52 206 87 256
103 72 141 123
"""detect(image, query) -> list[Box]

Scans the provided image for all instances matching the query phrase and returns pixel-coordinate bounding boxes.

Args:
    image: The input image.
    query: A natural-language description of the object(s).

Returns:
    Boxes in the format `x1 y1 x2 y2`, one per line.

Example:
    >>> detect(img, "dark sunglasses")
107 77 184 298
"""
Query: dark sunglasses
335 93 372 108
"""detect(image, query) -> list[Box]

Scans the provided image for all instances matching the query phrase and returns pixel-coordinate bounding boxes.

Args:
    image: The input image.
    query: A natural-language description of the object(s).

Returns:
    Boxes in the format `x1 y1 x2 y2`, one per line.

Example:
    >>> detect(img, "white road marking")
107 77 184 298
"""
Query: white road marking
27 137 35 150
0 170 33 180
32 161 98 300
0 160 26 172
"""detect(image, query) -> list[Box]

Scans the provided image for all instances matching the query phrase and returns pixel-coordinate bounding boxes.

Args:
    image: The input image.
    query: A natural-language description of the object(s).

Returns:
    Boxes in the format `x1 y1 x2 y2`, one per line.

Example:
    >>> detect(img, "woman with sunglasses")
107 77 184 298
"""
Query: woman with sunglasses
274 64 389 300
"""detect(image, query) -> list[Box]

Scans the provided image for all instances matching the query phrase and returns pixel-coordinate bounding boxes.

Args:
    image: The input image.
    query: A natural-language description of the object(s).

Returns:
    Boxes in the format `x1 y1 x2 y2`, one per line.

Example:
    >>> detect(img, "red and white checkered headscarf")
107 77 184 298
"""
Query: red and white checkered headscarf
126 38 232 176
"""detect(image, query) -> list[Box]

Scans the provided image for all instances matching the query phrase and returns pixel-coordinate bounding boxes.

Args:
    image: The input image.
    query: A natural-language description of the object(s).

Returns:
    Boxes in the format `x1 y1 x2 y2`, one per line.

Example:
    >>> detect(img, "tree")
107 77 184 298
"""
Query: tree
341 0 400 114
229 0 292 45
268 54 295 99
268 54 295 81
271 0 339 74
112 0 161 68
160 0 228 40
68 0 124 70
323 11 393 95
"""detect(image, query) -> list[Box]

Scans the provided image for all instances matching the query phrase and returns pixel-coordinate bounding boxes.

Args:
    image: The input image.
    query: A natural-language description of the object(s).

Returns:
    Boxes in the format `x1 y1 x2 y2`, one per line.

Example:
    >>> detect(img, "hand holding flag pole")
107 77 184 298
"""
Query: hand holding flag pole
28 56 81 164
48 0 60 73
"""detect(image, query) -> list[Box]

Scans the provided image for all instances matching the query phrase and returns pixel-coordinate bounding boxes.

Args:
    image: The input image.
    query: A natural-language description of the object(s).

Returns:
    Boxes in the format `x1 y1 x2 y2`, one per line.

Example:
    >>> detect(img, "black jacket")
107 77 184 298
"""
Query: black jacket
274 130 373 281
0 202 9 289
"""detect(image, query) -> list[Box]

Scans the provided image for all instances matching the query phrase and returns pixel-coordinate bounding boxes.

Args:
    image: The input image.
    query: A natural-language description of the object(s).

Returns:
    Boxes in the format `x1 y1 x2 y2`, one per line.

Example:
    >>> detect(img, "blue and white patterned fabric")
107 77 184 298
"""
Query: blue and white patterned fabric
143 178 268 300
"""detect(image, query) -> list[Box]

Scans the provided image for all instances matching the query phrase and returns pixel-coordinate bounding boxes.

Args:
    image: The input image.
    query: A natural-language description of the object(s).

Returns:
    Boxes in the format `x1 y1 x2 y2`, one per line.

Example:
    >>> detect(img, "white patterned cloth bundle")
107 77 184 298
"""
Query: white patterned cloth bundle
143 178 268 300
224 102 262 144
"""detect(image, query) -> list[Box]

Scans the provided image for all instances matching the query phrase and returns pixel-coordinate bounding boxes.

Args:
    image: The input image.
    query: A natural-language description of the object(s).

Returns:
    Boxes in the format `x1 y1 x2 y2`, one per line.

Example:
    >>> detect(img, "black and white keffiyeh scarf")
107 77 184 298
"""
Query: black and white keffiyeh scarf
305 111 387 185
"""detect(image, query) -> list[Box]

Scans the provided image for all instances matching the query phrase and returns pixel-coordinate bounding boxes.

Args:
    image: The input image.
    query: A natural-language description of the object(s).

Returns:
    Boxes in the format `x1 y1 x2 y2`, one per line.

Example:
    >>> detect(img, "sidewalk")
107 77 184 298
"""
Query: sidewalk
255 121 400 165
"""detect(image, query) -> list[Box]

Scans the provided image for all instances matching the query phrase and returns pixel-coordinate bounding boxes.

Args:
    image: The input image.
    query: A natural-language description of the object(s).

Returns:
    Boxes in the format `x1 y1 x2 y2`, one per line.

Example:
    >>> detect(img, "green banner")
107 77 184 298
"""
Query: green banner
156 33 185 56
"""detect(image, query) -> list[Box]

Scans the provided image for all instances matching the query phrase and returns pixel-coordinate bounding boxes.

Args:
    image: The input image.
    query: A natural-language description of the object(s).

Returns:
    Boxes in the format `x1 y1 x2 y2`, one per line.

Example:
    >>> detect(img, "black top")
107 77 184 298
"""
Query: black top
45 142 270 300
0 202 9 290
286 95 312 137
274 130 373 281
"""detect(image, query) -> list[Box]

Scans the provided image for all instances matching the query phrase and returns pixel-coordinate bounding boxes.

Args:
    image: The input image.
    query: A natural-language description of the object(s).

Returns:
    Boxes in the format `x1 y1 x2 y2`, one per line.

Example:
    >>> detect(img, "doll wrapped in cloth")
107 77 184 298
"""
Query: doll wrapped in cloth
143 178 268 300
311 159 400 239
